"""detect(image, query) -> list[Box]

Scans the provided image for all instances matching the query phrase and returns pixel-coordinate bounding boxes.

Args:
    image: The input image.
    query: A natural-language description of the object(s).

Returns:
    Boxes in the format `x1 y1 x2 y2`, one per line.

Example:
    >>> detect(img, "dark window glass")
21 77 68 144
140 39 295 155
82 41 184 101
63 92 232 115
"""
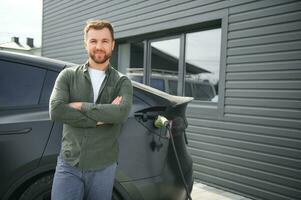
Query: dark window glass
193 82 216 101
168 80 178 95
40 70 58 104
185 82 193 97
150 78 165 91
118 42 144 81
185 28 221 101
151 38 180 95
111 44 118 69
0 60 46 107
129 75 143 83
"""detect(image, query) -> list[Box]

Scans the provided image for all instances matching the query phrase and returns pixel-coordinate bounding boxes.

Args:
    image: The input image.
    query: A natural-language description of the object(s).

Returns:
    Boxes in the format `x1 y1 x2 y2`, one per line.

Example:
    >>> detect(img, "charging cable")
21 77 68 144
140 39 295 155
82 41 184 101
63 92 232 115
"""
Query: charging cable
154 116 193 200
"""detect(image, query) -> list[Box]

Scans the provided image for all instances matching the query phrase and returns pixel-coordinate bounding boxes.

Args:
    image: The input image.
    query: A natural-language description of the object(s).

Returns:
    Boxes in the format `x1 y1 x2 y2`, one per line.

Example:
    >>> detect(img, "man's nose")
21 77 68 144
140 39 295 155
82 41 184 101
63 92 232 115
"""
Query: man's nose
96 42 104 50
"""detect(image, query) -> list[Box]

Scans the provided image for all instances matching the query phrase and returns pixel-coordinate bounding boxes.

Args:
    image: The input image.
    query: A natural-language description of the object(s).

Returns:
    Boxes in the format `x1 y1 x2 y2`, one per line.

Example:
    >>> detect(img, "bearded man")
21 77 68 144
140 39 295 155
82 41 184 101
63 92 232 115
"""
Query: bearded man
49 19 133 200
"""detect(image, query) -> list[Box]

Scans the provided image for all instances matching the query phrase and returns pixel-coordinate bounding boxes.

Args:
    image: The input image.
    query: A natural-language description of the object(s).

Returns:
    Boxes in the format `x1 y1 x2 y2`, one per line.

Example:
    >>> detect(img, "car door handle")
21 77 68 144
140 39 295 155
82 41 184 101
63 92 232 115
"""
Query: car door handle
0 128 32 135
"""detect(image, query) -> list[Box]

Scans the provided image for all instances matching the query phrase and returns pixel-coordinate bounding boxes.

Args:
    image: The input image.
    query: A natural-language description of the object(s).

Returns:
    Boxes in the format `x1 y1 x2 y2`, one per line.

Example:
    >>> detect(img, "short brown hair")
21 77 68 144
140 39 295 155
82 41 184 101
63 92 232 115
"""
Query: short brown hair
84 19 114 42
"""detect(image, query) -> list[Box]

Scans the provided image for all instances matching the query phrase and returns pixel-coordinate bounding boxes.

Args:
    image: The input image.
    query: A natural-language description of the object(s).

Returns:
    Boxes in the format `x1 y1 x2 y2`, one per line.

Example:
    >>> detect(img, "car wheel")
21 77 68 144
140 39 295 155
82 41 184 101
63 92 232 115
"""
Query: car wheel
19 174 53 200
19 174 123 200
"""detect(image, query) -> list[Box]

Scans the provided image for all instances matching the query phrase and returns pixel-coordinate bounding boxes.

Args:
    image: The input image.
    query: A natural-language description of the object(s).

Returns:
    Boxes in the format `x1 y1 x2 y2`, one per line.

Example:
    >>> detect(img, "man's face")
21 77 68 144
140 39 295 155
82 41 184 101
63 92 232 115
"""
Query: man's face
85 28 115 65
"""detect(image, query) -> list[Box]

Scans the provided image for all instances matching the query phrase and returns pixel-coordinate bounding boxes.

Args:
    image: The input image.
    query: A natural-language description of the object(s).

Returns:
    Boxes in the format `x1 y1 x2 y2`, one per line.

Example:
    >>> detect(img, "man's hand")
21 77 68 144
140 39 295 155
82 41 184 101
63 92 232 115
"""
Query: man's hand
69 102 82 110
96 96 122 126
112 96 122 105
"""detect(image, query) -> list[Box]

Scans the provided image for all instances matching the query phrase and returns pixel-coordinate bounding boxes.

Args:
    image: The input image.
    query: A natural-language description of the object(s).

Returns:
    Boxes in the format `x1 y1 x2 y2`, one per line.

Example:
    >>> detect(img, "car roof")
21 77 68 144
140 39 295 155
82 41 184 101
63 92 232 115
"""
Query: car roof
0 50 75 71
0 50 193 106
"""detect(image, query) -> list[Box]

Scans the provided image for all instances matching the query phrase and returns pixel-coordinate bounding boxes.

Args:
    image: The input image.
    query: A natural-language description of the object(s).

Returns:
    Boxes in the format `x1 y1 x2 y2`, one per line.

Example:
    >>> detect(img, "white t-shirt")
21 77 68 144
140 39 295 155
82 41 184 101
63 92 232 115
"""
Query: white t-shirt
88 67 106 102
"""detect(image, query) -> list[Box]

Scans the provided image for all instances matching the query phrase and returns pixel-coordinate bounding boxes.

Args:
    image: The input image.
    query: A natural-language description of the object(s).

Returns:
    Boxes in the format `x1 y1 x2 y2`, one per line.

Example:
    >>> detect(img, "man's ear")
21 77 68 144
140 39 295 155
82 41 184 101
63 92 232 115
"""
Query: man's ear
112 40 115 51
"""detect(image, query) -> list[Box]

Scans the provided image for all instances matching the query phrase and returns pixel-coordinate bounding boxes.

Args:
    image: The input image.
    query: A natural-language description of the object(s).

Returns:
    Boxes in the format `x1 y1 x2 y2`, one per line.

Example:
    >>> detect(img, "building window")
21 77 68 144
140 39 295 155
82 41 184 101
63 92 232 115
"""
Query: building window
185 28 221 102
117 42 144 83
150 38 180 94
116 23 222 103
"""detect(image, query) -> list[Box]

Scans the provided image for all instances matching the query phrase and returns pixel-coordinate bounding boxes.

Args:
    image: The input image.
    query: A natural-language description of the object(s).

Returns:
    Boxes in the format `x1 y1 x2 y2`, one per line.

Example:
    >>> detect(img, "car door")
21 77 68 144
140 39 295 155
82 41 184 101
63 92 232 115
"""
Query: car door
0 60 54 197
117 92 170 181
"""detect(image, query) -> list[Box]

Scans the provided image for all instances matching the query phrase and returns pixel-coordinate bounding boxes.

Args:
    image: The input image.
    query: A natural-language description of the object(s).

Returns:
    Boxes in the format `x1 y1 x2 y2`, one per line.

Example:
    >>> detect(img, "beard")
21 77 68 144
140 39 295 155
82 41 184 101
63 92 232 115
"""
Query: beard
89 50 112 64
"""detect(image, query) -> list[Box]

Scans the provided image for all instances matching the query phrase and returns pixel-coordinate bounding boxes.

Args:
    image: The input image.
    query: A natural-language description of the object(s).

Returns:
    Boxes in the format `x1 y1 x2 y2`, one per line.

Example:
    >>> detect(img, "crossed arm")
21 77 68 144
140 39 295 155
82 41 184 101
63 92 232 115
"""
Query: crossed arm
69 96 122 126
49 69 133 127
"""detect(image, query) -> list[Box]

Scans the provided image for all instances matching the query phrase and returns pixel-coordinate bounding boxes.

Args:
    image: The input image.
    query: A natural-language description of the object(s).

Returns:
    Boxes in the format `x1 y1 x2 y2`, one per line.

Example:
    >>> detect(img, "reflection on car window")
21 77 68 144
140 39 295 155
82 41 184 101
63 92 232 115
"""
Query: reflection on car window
150 38 180 95
119 42 144 80
130 75 143 83
185 28 221 101
168 80 177 95
150 78 165 91
0 60 46 107
193 82 216 101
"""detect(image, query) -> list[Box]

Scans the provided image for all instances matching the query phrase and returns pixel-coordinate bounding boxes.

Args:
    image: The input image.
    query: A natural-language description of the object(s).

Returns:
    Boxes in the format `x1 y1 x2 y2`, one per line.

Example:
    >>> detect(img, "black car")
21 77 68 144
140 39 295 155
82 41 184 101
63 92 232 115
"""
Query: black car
0 51 194 200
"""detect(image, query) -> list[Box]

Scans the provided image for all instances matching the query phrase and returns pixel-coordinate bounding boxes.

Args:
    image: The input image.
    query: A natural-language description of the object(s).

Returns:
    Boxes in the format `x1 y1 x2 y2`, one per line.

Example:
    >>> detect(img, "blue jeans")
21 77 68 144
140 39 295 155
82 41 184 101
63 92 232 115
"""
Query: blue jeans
51 156 117 200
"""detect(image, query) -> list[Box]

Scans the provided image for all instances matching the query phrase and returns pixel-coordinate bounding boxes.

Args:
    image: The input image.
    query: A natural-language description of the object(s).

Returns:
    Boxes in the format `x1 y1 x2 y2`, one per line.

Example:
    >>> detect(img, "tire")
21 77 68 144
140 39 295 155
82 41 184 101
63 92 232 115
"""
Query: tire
19 174 123 200
19 174 53 200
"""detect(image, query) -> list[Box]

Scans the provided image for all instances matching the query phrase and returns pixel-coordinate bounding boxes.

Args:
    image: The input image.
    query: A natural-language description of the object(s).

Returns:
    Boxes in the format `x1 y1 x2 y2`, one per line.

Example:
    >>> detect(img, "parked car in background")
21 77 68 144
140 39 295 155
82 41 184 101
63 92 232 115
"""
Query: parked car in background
0 51 194 200
127 68 216 101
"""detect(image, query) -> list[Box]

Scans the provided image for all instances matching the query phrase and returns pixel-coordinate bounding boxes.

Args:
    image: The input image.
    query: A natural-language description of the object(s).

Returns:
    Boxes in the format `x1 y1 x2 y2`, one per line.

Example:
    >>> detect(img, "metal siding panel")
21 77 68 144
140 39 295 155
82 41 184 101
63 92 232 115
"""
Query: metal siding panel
225 106 301 120
188 146 301 179
229 10 301 31
226 80 301 89
188 129 301 159
227 51 301 64
188 139 301 171
226 70 301 80
227 60 301 72
228 20 301 39
226 89 301 99
44 0 147 35
228 30 301 48
190 155 301 191
187 118 301 140
225 98 301 110
223 113 301 130
229 0 297 14
228 41 301 56
229 1 301 23
114 0 254 34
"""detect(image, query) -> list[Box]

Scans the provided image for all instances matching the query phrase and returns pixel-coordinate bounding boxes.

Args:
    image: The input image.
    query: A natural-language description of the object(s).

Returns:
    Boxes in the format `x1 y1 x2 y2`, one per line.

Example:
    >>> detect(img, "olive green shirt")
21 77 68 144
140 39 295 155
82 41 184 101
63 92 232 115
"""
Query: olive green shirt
49 63 133 171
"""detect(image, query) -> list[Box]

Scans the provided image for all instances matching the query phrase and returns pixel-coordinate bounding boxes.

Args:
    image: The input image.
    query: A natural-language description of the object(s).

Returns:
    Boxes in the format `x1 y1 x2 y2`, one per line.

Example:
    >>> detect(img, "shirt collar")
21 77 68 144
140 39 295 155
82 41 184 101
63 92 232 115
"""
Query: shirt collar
83 61 111 75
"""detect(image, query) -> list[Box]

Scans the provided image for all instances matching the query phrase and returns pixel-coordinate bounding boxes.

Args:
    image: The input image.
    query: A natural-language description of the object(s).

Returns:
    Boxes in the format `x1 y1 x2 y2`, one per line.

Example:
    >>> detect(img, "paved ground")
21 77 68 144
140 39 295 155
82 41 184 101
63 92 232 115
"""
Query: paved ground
191 181 252 200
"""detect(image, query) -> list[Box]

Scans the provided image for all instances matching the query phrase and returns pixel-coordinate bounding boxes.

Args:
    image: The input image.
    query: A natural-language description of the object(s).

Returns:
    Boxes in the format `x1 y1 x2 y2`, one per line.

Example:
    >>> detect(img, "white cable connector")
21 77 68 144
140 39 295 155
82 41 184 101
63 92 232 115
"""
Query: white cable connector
154 115 169 129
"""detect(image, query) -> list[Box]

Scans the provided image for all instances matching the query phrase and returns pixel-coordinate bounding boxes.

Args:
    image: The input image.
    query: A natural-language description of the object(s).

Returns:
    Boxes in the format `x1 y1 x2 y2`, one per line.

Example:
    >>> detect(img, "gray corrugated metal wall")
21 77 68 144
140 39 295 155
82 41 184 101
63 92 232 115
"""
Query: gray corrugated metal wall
42 0 301 200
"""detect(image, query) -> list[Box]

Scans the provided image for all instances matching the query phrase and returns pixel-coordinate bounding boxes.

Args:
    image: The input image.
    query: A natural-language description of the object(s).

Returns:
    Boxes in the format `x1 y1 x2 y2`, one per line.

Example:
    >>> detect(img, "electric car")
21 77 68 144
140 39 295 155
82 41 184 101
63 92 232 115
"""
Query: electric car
0 51 194 200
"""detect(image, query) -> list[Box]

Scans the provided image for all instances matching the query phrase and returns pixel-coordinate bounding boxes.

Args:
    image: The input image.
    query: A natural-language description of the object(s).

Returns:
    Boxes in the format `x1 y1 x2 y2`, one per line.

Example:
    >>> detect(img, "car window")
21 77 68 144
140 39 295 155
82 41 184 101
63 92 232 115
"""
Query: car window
150 78 165 91
130 75 143 83
168 80 178 95
193 82 215 101
40 70 58 104
0 60 46 107
185 82 193 97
